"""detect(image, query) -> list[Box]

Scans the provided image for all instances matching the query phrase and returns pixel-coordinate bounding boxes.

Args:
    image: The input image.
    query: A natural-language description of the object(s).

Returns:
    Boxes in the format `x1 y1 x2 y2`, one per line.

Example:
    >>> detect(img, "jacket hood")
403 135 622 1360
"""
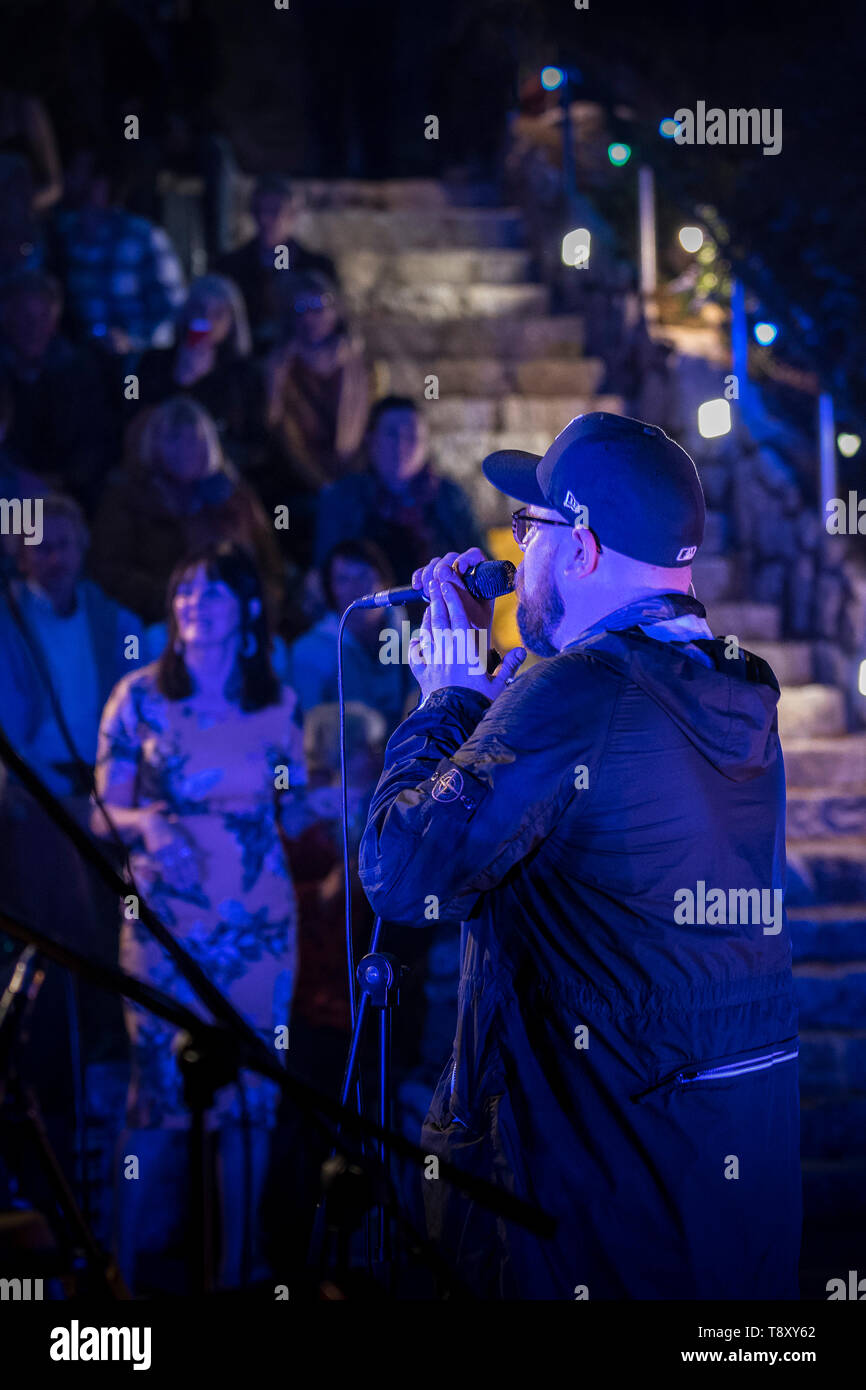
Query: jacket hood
566 593 781 783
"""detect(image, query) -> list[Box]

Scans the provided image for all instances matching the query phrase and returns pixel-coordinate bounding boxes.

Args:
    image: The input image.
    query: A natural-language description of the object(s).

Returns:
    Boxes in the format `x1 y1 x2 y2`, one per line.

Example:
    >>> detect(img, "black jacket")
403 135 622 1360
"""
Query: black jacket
359 593 801 1299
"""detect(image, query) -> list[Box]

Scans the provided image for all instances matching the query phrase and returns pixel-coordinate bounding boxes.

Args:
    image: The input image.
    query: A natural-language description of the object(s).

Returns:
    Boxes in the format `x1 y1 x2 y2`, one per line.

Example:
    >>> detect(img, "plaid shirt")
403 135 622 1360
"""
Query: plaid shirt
55 208 186 350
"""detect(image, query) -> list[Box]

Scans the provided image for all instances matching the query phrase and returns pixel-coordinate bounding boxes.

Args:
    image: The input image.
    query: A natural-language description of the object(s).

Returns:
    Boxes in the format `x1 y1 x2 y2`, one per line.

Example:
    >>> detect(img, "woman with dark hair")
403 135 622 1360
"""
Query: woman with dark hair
90 541 324 1294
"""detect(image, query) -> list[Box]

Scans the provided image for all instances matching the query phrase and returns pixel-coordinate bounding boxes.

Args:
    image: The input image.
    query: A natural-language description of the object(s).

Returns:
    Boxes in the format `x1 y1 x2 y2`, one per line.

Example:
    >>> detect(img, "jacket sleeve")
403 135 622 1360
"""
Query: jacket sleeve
358 661 581 923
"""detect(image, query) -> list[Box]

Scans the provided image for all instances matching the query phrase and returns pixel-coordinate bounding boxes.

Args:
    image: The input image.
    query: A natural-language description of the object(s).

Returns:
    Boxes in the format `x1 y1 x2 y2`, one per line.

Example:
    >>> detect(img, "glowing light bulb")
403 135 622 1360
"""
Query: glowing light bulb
698 399 732 439
678 226 704 253
659 118 679 138
837 432 862 458
562 227 591 269
607 142 631 166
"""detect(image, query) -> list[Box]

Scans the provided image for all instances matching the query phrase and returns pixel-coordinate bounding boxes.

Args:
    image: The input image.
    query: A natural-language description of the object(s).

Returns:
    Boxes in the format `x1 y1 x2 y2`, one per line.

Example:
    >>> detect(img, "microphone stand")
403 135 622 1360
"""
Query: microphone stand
307 596 421 1288
312 566 517 1288
0 944 130 1297
0 719 555 1298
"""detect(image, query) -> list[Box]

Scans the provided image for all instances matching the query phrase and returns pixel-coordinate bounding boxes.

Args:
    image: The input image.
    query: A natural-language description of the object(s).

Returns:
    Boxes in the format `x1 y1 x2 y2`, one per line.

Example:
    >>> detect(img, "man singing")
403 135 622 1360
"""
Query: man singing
358 412 801 1300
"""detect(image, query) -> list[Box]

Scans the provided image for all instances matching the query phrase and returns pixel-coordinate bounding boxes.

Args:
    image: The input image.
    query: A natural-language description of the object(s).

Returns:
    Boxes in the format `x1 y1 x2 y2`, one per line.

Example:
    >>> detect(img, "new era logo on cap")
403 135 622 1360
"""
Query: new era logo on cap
562 489 589 526
482 411 706 567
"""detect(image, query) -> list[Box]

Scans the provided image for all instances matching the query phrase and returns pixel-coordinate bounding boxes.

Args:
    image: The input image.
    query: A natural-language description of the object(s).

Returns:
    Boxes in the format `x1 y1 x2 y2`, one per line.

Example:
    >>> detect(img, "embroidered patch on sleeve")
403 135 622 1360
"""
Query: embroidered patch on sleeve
428 760 487 817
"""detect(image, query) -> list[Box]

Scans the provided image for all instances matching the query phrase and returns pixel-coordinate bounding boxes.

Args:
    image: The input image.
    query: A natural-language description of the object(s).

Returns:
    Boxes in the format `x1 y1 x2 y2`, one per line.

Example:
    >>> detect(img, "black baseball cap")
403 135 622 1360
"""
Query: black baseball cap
482 411 705 567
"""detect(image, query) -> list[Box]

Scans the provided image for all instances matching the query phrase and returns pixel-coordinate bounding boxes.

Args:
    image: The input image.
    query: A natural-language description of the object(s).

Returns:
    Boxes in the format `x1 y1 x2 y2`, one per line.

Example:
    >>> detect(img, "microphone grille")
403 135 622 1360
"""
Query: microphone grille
467 560 516 599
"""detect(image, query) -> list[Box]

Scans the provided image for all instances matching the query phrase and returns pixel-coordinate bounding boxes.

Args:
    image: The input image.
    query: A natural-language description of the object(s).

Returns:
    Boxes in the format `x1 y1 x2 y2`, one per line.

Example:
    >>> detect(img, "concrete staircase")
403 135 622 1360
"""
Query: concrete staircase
289 178 864 1292
698 527 866 1293
289 180 624 529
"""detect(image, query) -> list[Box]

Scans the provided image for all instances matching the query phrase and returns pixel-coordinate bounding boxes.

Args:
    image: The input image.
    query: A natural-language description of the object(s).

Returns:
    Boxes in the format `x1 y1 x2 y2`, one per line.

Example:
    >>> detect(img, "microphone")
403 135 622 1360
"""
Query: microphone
354 559 516 609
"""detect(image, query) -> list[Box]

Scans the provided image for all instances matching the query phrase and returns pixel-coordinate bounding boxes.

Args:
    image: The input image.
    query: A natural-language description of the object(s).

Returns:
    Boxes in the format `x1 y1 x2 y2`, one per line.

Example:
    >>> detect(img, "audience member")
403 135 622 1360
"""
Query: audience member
132 273 264 470
52 148 185 352
0 271 115 511
265 270 367 478
217 174 337 355
0 494 143 802
263 270 368 566
90 542 309 1294
90 396 284 626
315 395 484 577
286 539 414 733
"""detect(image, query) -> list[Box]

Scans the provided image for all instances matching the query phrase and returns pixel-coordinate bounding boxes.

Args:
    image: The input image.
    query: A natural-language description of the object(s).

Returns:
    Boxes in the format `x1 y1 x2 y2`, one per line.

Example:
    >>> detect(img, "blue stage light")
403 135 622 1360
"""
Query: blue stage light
753 321 778 346
541 66 565 91
659 118 679 138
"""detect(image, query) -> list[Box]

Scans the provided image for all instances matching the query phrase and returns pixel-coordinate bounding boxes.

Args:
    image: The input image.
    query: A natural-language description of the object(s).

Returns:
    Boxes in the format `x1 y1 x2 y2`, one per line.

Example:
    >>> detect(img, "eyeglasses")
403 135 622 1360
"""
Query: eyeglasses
511 507 575 551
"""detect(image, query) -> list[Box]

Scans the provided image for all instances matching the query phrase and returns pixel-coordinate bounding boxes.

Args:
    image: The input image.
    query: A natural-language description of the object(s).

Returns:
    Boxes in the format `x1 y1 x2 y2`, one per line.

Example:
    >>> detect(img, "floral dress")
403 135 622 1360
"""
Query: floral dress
95 664 306 1131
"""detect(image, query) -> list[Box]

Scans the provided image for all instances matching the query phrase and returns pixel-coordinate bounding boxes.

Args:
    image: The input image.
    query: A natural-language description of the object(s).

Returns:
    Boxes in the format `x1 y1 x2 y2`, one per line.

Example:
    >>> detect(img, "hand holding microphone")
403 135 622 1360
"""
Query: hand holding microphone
353 547 516 635
398 548 525 703
412 548 511 634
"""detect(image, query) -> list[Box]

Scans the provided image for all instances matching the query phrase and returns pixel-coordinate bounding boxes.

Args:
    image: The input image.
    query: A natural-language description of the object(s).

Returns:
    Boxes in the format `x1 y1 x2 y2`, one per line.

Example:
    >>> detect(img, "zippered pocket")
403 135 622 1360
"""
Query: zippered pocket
632 1038 799 1104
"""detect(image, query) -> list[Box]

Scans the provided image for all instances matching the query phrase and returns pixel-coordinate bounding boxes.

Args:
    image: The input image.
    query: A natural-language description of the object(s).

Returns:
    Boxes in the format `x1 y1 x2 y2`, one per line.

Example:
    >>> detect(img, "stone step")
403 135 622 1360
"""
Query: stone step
423 394 625 435
783 735 866 790
778 685 847 739
691 554 740 604
373 355 607 399
290 178 499 210
705 601 781 641
352 281 550 321
339 248 533 287
797 1028 866 1092
787 790 866 839
747 640 814 686
298 207 526 251
793 959 866 1029
801 1096 866 1160
434 431 554 525
787 837 866 906
789 905 866 961
362 314 586 359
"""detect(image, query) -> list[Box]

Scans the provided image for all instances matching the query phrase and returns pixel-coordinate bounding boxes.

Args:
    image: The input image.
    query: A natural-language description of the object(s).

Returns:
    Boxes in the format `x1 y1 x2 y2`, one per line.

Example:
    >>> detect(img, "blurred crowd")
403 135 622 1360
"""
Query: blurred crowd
0 102 485 1293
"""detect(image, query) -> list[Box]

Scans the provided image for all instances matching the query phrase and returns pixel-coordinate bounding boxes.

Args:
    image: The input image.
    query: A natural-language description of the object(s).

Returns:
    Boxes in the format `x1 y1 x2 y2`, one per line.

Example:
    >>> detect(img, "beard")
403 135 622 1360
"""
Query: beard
516 564 565 658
